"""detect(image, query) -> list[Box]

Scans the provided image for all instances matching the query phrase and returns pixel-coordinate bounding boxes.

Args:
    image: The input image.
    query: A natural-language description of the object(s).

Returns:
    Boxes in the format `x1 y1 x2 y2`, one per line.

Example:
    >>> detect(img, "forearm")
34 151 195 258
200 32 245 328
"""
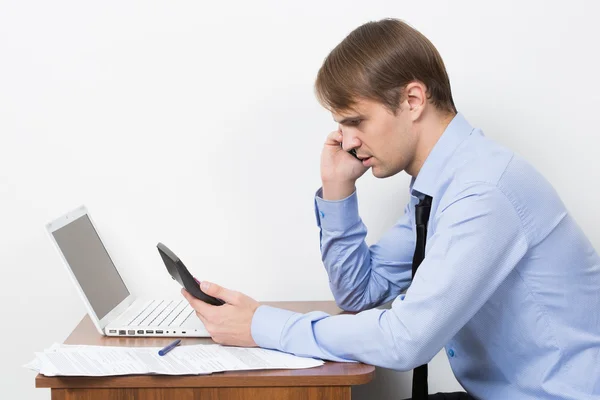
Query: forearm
322 181 356 201
251 302 435 371
316 188 403 311
321 222 399 311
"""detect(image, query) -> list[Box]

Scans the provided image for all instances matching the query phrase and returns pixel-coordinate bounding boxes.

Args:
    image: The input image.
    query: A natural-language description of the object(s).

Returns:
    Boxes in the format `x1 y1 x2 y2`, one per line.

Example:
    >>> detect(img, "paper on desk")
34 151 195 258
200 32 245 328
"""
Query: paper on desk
25 343 324 377
22 343 69 373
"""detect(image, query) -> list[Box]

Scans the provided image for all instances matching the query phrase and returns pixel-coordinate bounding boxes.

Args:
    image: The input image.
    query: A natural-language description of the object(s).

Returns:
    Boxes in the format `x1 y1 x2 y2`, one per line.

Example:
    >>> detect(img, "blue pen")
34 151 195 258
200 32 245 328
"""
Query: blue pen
158 339 181 356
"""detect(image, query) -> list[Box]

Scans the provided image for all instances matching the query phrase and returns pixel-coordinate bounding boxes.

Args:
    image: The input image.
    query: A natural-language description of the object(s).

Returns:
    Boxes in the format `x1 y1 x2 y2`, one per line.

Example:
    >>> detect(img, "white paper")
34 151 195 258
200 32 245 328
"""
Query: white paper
25 343 324 377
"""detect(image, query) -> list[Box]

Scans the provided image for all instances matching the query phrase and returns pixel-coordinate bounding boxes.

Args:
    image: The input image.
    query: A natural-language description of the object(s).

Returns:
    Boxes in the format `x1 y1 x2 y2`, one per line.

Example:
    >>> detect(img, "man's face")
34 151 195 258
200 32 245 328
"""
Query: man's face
333 97 417 178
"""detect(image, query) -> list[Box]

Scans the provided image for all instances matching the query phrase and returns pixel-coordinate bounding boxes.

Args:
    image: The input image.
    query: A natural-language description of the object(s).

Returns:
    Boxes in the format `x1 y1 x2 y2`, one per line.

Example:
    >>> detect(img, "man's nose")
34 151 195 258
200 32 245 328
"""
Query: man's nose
340 128 360 152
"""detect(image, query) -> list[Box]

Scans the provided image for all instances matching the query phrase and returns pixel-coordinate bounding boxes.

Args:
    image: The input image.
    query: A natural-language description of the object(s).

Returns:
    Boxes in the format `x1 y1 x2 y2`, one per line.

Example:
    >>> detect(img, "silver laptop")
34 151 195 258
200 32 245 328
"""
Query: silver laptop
46 205 209 337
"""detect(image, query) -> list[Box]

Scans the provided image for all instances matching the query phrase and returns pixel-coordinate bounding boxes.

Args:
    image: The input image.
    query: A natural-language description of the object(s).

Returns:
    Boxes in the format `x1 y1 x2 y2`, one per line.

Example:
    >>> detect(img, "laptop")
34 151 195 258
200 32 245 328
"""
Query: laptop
46 205 209 337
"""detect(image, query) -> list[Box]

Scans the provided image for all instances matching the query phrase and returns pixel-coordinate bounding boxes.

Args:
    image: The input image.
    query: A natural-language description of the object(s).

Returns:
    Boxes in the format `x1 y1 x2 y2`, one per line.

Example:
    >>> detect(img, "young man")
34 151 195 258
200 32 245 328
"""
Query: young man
182 19 600 399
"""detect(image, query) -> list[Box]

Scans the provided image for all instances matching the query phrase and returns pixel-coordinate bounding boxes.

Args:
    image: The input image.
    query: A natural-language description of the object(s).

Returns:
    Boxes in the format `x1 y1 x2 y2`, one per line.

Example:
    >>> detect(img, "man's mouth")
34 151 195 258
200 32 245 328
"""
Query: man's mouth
359 156 372 166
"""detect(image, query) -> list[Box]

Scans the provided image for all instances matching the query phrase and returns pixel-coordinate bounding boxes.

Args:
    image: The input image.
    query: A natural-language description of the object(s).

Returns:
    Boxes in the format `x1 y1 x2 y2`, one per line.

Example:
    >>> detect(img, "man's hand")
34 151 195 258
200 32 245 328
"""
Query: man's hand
181 281 260 347
321 130 368 200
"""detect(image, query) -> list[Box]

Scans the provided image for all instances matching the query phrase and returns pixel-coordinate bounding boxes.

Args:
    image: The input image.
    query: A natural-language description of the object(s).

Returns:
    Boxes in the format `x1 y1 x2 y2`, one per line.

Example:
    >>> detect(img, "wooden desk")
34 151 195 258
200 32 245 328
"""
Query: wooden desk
36 301 375 399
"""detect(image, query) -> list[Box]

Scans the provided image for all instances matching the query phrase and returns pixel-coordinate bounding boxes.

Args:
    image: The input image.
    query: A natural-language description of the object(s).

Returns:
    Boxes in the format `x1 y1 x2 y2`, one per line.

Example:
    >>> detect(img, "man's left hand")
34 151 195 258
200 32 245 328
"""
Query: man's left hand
181 281 260 347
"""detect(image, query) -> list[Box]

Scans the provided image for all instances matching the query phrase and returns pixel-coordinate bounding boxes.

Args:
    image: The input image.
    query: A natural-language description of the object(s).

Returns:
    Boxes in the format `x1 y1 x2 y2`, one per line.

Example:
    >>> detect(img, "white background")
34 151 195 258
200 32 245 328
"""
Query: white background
1 1 599 398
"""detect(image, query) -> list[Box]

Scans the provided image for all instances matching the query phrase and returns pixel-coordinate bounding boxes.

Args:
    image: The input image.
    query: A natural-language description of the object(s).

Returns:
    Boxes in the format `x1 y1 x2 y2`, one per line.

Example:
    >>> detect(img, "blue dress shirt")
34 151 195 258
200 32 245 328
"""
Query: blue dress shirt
251 113 600 399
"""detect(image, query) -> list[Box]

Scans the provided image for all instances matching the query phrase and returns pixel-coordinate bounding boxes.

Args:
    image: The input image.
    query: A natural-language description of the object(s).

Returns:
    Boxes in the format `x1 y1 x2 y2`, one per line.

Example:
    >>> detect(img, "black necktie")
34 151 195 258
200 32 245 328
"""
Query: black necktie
411 195 432 399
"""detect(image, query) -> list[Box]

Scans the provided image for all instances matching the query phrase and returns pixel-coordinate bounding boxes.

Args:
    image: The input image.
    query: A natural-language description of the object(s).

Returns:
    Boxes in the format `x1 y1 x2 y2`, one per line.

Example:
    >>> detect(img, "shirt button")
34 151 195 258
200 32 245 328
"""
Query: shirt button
447 349 455 358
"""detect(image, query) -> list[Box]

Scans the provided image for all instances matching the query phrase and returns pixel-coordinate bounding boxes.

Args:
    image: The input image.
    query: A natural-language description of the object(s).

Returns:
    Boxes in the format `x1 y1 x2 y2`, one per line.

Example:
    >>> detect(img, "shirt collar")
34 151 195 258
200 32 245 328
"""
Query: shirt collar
410 112 475 197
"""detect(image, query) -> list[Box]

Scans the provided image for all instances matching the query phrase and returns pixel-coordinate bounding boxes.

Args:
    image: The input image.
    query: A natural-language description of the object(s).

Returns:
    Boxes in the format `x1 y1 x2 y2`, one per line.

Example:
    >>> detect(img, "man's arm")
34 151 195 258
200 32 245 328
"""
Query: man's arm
253 183 529 370
315 188 415 311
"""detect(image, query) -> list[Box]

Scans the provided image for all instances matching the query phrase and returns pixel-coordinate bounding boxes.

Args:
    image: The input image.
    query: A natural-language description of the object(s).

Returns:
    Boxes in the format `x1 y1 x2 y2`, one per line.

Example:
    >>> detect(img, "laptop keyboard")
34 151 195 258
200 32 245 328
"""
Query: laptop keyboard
127 299 195 327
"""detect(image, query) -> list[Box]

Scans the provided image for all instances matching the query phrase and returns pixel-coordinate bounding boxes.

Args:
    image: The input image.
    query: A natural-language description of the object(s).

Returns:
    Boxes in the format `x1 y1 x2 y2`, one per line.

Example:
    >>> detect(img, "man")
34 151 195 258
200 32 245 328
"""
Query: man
182 19 600 399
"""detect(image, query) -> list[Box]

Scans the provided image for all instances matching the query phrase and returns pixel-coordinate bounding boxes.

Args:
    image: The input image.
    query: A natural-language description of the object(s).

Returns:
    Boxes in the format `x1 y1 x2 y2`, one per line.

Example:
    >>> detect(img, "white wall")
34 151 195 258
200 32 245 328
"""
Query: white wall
1 1 599 398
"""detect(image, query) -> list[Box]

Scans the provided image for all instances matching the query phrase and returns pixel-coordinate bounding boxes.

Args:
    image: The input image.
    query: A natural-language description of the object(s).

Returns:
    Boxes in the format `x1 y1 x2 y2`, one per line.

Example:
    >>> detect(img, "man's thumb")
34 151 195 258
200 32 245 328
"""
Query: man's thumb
200 281 231 303
200 280 212 292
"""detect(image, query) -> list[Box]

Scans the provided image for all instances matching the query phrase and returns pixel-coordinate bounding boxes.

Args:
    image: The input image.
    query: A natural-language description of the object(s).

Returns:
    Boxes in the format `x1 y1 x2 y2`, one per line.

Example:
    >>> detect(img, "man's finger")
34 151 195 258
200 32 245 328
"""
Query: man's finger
325 129 343 146
181 288 213 317
200 281 239 305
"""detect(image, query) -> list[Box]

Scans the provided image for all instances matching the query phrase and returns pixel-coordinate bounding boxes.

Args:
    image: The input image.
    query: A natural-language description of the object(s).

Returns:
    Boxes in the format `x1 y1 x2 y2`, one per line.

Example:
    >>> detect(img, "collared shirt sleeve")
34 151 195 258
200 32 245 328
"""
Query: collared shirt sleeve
313 187 415 311
251 183 529 370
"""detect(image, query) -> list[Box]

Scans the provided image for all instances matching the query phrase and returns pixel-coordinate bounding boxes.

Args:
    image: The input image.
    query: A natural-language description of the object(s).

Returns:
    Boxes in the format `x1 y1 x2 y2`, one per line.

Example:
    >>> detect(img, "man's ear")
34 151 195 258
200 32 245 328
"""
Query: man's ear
404 81 427 121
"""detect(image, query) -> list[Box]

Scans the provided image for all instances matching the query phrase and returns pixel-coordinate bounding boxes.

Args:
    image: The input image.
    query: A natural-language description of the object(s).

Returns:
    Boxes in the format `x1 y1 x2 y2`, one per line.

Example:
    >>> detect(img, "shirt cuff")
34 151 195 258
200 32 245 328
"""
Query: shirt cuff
314 187 360 231
251 305 298 351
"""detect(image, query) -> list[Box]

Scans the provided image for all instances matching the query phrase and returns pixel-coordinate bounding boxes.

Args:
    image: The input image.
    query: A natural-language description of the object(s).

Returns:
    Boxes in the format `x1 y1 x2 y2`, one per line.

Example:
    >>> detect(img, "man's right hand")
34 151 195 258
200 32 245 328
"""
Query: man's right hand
320 130 369 200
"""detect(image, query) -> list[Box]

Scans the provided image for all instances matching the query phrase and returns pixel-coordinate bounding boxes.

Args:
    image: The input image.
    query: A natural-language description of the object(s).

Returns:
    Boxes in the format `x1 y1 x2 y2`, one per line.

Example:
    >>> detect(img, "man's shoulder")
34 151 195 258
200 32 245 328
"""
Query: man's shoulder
448 134 548 191
443 136 567 245
442 134 515 191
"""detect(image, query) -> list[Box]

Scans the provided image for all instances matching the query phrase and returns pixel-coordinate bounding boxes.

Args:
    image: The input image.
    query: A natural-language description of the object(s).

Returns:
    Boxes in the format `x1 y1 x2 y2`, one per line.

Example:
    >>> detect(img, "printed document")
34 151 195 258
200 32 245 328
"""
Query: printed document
25 343 324 377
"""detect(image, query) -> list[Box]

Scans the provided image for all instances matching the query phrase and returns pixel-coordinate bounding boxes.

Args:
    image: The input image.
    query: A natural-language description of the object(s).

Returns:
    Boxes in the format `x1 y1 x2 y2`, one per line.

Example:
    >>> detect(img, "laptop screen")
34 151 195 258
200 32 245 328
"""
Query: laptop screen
52 215 130 320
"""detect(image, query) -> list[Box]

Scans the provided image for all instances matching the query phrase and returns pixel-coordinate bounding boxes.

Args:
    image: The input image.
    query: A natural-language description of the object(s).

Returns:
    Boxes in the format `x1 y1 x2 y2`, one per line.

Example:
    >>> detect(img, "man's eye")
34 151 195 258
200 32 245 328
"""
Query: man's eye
348 119 361 126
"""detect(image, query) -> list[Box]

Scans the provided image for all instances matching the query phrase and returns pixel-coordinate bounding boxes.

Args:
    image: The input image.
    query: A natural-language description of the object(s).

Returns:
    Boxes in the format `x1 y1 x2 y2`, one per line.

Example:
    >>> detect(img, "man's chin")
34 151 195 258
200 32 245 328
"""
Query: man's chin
371 167 386 179
372 166 400 179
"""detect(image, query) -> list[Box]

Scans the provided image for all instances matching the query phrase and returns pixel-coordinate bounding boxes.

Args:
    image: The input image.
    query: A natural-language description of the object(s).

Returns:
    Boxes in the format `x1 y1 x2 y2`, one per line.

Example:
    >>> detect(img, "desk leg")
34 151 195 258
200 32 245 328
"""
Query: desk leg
51 386 352 399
